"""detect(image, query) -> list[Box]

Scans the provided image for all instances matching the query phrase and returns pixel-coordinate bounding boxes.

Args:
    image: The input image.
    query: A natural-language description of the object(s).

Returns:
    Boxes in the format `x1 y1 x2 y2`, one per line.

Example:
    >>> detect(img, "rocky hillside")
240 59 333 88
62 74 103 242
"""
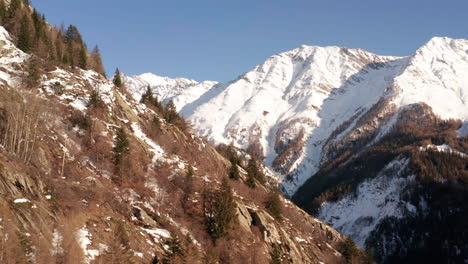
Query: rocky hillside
0 22 370 264
125 36 468 263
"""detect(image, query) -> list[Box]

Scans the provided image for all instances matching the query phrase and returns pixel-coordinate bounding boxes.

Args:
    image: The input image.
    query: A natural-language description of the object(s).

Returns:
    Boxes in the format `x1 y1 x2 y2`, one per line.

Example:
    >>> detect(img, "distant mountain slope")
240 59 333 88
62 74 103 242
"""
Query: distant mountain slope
125 37 468 196
125 36 468 263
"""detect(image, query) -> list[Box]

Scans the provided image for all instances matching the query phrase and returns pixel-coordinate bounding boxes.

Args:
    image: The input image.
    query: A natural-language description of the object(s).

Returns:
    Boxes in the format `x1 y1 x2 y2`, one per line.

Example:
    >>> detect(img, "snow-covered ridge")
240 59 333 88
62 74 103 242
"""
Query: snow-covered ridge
123 72 218 111
125 36 468 197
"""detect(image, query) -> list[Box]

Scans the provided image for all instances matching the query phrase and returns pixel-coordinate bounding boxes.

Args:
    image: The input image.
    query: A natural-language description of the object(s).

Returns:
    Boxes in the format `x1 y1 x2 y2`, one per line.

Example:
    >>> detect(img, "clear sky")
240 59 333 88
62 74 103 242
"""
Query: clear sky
32 0 468 82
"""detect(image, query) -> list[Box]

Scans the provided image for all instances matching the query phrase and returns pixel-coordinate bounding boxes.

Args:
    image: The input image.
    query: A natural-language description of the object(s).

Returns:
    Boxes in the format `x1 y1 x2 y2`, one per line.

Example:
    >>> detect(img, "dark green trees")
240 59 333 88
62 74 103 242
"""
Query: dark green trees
246 157 265 188
17 14 31 52
162 233 185 264
78 46 87 69
205 178 237 241
0 1 6 23
87 90 104 108
265 191 283 220
113 127 129 167
270 244 282 264
113 68 123 88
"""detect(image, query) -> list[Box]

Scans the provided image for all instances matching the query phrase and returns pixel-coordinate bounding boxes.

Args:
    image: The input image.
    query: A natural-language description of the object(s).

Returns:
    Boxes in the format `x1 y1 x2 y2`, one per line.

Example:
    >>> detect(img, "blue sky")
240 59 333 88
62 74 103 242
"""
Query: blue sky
33 0 468 82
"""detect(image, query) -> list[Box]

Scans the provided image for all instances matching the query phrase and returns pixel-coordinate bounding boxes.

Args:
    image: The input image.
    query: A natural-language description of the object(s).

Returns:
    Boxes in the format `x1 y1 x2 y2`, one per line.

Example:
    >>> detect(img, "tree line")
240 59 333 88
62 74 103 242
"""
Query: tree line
0 0 106 76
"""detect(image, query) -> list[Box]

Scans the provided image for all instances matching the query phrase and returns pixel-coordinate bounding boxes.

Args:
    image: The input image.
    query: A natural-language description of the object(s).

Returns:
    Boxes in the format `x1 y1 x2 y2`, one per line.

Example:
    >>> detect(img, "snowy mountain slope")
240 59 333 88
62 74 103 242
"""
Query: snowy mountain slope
125 37 468 197
0 27 29 86
0 25 365 264
317 157 415 248
123 72 218 110
393 37 468 120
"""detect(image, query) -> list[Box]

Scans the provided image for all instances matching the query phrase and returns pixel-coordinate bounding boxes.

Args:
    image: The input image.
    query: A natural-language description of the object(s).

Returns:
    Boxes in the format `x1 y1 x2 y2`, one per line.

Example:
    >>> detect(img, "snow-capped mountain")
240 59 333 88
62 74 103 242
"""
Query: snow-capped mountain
125 37 468 196
125 37 468 263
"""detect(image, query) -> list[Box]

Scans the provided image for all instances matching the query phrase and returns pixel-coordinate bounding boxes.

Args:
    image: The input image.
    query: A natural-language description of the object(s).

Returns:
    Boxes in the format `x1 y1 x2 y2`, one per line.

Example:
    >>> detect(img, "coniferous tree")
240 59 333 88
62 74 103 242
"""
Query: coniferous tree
164 100 179 124
90 45 106 76
246 171 256 188
141 85 154 103
229 163 240 180
18 14 32 52
7 0 21 19
247 157 265 185
87 90 104 108
205 178 237 241
113 68 123 88
0 0 6 23
270 244 282 264
113 127 129 166
64 24 82 43
265 191 283 220
162 233 184 264
25 56 41 88
78 46 87 69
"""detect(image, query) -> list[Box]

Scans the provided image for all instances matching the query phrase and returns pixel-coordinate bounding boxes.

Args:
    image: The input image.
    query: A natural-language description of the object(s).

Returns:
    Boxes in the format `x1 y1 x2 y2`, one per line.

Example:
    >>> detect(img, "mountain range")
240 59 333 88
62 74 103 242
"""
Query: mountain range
124 36 468 263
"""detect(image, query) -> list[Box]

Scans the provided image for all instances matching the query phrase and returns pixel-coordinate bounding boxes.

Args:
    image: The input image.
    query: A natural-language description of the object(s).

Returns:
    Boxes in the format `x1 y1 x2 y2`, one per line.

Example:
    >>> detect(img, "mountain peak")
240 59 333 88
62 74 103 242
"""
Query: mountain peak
414 36 468 57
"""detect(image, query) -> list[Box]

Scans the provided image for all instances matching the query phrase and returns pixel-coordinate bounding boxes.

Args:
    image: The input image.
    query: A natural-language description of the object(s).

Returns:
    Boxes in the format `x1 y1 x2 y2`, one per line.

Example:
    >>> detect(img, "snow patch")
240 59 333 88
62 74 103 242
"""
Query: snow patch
317 157 414 248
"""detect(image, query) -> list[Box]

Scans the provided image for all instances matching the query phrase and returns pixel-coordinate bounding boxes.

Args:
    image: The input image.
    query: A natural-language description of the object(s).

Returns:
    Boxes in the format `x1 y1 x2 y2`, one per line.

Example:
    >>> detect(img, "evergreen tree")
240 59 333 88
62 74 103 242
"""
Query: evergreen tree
7 0 21 19
108 220 133 263
184 165 194 194
64 24 82 43
205 178 237 241
162 233 184 264
270 244 282 264
78 46 87 69
26 56 40 88
113 127 129 166
0 0 6 23
164 100 179 124
265 191 283 220
247 158 265 185
113 68 123 88
228 163 240 180
18 14 31 52
140 85 154 103
246 171 256 188
31 8 45 41
87 90 104 108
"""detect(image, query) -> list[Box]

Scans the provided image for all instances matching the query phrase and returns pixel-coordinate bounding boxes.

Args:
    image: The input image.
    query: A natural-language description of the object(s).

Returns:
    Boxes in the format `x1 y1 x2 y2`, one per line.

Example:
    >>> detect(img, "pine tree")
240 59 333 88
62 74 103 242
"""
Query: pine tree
78 46 87 69
64 24 82 43
0 0 6 23
7 0 21 19
26 56 41 88
18 14 32 53
228 163 240 180
247 158 265 185
113 68 122 88
164 100 179 124
205 178 237 241
141 85 154 103
87 90 104 108
265 191 282 220
113 127 129 166
246 171 256 188
270 244 282 264
162 233 184 264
